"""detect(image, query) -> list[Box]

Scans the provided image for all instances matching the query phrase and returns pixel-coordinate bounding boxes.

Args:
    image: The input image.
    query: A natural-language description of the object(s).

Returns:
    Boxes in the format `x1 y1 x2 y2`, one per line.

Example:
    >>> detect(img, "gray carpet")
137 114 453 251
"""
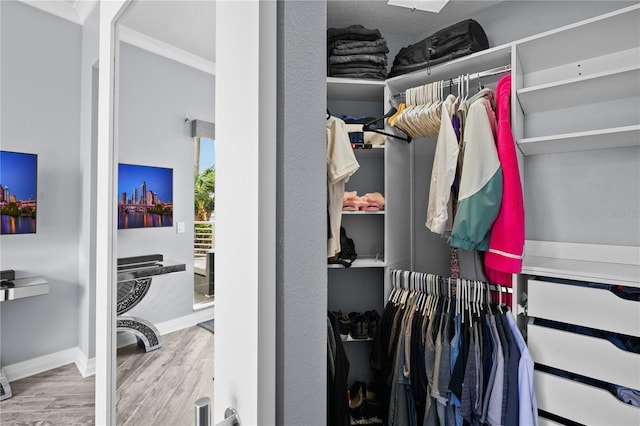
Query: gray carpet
197 319 215 334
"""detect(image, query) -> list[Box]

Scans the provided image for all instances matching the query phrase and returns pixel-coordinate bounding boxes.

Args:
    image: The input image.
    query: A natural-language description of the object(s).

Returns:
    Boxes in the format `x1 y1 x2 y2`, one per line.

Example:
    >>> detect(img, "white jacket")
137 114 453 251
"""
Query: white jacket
426 94 459 235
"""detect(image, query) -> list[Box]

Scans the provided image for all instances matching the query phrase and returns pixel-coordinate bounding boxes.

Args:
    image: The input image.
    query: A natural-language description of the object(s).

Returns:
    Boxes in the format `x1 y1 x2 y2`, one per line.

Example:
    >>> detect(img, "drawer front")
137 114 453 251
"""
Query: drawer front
528 279 640 337
528 323 640 390
538 417 563 426
535 371 640 425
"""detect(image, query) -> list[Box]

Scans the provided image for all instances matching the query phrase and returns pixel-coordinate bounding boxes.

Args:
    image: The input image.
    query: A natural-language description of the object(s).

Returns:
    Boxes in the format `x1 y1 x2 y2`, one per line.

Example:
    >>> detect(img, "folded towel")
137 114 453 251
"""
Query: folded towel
360 192 385 211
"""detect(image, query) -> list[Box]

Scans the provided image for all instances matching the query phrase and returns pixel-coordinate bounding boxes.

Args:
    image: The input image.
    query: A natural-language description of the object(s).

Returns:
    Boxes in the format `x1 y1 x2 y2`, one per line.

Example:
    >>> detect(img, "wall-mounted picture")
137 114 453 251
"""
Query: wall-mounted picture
1 150 38 235
118 163 173 229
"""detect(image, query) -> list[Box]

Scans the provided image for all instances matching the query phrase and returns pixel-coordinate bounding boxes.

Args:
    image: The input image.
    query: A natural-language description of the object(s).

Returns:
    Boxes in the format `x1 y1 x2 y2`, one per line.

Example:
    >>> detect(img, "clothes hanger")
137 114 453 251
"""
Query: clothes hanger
362 108 412 143
327 108 331 119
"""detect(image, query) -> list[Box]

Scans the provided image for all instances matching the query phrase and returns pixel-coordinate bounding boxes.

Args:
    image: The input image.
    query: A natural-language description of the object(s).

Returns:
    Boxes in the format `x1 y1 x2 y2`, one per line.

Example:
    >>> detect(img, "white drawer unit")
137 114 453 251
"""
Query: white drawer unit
520 240 640 424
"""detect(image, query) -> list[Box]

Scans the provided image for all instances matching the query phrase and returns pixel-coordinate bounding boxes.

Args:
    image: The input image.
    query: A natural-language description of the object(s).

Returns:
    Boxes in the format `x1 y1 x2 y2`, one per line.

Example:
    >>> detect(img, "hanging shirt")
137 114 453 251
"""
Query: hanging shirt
426 94 460 235
327 116 360 258
506 313 538 426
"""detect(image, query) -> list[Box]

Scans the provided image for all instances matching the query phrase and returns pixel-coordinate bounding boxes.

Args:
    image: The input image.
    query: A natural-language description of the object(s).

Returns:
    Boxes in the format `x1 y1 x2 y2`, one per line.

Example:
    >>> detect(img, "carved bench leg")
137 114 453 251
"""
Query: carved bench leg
117 316 162 352
0 368 12 401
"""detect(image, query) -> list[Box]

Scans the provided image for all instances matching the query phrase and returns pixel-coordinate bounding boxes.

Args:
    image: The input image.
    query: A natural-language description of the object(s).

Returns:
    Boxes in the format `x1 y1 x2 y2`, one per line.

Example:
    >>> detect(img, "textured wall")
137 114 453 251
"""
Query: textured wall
277 0 328 424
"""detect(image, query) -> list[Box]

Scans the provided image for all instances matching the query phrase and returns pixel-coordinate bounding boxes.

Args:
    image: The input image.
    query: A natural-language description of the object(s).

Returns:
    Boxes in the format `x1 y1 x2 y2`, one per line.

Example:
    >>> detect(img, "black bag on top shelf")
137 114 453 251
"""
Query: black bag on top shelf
389 19 489 78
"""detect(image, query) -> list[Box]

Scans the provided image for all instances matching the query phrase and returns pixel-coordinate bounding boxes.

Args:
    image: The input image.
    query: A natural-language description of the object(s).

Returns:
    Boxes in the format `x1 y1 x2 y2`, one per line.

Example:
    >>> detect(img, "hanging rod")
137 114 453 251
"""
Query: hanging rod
389 268 513 294
390 65 512 102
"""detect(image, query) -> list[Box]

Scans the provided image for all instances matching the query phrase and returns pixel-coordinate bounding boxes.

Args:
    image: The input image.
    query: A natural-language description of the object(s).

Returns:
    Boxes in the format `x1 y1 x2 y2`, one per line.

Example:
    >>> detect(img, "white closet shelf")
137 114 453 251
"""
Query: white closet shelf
354 146 385 156
516 65 640 114
521 240 640 287
328 257 386 269
518 125 640 156
326 77 386 102
386 44 512 94
342 210 385 215
515 4 640 73
342 336 374 342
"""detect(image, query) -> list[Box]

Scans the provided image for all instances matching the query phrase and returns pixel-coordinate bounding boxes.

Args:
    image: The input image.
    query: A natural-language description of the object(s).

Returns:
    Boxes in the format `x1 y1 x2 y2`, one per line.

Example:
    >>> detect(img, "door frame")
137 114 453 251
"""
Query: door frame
95 1 127 424
95 1 277 425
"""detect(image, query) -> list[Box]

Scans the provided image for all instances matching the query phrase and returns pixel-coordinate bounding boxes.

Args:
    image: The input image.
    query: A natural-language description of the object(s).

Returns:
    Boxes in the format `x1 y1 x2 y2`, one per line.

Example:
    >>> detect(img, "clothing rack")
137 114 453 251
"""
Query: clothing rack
389 268 513 295
389 65 512 103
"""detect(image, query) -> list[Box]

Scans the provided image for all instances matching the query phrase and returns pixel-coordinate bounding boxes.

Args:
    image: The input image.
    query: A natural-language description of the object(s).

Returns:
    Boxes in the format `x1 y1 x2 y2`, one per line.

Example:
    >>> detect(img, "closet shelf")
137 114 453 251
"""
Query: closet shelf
342 210 385 215
328 257 386 269
515 5 640 74
326 77 386 102
521 242 640 288
518 125 640 156
354 146 385 156
343 336 375 342
516 65 640 114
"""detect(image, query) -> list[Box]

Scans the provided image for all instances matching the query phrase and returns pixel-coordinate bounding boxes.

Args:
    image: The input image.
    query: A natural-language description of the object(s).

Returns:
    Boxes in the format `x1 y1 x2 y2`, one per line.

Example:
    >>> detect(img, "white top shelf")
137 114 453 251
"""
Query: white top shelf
386 44 512 94
518 125 640 156
326 77 386 102
515 4 640 74
517 65 640 114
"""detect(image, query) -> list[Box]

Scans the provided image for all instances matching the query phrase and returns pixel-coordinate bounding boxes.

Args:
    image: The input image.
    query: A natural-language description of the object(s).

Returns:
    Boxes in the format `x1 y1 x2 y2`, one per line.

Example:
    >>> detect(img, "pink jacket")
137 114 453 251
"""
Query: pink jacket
485 75 525 285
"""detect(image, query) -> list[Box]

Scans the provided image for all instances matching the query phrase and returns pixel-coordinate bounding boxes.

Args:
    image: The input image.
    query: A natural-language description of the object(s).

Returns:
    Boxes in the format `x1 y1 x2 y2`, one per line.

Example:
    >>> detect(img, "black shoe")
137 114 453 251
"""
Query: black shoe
348 312 368 339
365 310 380 339
334 311 351 340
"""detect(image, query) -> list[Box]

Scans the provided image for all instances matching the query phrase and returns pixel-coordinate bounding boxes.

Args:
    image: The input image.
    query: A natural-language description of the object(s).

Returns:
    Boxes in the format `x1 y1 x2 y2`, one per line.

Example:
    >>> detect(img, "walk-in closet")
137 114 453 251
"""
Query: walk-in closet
326 2 640 425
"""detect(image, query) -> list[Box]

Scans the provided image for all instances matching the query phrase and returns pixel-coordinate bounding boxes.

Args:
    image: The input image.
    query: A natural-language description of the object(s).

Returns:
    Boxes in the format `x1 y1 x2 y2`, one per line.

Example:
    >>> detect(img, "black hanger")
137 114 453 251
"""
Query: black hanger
362 108 412 143
327 108 331 119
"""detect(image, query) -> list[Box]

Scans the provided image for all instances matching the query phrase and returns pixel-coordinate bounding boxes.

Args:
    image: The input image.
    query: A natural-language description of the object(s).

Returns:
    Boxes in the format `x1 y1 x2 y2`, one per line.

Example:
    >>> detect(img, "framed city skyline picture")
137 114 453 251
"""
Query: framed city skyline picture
118 163 173 229
1 150 38 235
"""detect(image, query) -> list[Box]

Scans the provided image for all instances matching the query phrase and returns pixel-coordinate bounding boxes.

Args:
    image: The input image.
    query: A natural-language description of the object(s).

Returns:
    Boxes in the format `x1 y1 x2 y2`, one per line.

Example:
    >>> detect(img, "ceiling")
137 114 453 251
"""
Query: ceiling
327 0 503 36
22 0 505 65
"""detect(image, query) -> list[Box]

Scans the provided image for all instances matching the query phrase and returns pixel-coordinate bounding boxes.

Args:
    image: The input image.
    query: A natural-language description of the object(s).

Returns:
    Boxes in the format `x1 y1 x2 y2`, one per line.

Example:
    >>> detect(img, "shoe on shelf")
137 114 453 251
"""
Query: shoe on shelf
349 382 369 420
365 310 380 339
348 312 369 339
333 311 351 341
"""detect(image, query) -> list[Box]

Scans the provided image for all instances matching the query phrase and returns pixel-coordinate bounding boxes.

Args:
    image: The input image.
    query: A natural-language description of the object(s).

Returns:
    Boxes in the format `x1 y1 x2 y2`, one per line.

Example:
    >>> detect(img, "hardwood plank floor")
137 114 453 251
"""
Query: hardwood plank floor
0 325 214 426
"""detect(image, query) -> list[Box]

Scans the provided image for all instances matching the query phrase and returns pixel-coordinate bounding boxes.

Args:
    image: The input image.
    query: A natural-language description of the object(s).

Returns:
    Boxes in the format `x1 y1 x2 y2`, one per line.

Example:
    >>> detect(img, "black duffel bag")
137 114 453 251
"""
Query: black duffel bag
389 19 489 78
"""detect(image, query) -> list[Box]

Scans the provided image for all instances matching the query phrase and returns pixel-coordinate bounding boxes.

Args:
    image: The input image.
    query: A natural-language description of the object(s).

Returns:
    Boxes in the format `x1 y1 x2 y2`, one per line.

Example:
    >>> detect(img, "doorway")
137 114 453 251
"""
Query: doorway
194 136 215 308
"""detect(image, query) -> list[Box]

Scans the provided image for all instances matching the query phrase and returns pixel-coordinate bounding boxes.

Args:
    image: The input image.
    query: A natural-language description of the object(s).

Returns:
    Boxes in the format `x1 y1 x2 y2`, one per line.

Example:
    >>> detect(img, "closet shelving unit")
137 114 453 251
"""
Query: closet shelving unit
327 5 640 423
511 5 640 425
327 75 410 387
512 4 640 155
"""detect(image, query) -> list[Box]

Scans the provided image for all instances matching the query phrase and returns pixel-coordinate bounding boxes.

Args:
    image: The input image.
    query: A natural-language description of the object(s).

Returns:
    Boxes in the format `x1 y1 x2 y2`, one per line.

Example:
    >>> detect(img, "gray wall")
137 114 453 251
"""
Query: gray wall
277 1 327 424
78 3 100 361
117 43 215 324
0 1 82 365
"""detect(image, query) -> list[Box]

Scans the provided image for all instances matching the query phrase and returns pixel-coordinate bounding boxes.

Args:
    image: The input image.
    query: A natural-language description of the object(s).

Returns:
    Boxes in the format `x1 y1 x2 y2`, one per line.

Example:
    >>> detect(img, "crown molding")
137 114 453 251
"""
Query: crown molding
18 0 97 25
119 26 216 76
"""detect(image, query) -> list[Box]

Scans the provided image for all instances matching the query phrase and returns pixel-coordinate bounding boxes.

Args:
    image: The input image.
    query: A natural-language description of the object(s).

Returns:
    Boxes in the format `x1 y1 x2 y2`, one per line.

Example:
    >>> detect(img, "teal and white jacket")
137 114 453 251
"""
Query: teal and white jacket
450 89 503 251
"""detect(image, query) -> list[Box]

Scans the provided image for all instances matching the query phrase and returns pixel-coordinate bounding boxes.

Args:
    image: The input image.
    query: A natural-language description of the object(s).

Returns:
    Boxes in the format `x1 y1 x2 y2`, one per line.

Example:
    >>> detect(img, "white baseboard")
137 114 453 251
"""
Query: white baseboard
4 308 214 381
117 307 215 348
3 347 93 382
75 348 96 378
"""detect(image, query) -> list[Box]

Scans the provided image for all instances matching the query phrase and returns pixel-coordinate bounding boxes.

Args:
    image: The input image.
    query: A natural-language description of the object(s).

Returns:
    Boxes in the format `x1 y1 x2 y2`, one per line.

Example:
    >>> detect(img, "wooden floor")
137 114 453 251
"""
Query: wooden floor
0 325 214 426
